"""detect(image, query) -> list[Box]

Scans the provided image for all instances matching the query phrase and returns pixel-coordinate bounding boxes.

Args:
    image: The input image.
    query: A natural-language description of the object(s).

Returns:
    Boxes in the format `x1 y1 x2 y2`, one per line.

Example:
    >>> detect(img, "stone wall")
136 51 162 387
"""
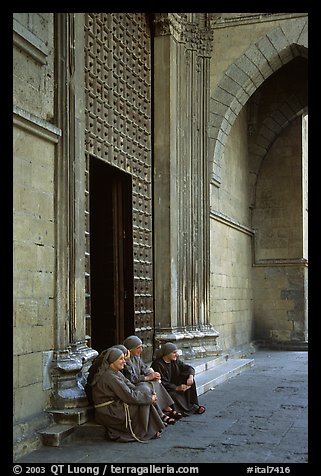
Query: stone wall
252 117 307 342
13 13 57 458
208 13 308 351
12 12 308 459
209 108 253 353
13 13 54 120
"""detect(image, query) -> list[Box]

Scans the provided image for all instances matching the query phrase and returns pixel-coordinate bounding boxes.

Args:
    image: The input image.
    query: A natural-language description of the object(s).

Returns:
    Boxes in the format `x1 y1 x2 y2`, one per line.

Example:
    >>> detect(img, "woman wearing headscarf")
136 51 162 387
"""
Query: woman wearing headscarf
85 344 131 406
90 347 165 441
122 335 177 424
151 342 206 418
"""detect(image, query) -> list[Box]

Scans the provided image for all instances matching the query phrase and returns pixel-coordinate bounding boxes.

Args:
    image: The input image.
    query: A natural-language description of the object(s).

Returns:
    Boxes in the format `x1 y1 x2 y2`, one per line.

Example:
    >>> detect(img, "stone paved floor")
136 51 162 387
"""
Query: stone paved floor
14 350 308 467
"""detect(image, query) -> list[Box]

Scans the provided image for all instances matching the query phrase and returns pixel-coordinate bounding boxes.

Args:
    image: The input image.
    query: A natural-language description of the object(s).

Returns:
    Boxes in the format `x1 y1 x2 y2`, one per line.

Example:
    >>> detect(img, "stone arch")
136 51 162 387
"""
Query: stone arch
248 93 307 207
208 17 308 185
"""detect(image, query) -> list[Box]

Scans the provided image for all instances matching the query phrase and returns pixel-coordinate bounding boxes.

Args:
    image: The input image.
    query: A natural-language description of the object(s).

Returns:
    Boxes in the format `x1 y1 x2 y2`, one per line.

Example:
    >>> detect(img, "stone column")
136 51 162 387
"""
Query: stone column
50 13 97 411
153 13 221 358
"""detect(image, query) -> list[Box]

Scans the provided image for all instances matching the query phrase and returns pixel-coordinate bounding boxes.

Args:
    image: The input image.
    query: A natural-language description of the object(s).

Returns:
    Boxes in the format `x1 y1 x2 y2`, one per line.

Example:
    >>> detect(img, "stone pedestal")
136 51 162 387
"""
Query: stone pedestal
50 339 98 410
155 325 222 360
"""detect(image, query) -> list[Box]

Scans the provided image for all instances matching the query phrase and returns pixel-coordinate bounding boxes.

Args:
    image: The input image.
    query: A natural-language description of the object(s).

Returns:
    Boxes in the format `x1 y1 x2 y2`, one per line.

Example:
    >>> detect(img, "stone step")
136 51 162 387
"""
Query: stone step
39 423 75 447
180 354 254 395
188 354 229 375
48 406 94 425
194 357 255 396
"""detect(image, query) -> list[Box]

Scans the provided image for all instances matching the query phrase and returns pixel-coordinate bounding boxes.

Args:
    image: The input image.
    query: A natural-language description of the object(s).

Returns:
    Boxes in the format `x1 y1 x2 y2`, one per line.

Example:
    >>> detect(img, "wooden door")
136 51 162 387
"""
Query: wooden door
89 157 134 353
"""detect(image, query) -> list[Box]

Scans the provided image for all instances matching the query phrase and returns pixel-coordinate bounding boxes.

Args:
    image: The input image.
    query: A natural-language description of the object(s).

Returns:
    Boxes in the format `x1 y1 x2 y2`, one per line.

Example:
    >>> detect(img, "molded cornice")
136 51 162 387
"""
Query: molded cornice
210 13 308 29
13 105 61 143
13 17 49 65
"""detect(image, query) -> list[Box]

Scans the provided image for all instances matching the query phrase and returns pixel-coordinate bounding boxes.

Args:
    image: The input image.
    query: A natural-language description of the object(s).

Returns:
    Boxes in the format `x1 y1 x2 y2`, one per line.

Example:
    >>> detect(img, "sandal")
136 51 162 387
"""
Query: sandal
152 431 161 439
196 405 206 414
165 409 183 420
161 414 176 425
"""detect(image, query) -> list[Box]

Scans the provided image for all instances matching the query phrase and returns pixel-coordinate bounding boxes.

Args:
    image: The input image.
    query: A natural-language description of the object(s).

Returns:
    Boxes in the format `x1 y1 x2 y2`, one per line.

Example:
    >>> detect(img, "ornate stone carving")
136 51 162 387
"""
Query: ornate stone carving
84 13 154 358
50 339 98 410
154 13 213 56
155 325 221 360
153 12 218 359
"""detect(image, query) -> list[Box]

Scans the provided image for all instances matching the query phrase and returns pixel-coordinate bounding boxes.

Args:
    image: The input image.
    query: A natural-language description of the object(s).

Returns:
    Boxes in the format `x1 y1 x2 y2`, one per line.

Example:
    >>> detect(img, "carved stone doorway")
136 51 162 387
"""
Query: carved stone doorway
89 157 134 353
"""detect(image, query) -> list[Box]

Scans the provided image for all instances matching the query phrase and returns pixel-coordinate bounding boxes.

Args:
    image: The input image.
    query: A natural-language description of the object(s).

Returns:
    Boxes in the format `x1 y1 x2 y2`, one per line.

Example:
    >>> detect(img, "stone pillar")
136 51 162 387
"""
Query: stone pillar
153 13 221 359
50 13 97 411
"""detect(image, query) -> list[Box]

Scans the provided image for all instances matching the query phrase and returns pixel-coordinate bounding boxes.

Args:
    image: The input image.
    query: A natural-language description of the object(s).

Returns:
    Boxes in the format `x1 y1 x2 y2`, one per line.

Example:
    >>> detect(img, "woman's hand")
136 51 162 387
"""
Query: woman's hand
186 375 194 386
176 384 191 392
146 371 161 382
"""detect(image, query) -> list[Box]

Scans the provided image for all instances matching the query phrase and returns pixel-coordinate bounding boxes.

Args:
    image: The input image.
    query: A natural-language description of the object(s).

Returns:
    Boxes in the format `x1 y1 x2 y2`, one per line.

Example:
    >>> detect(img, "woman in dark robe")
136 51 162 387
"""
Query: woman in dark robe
122 335 177 424
151 342 206 417
86 345 131 405
90 347 165 441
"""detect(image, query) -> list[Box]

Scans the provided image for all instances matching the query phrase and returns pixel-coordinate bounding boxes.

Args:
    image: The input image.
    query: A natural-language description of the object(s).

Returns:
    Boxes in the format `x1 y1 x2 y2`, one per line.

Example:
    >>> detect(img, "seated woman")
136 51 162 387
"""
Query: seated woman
90 347 165 441
85 345 131 406
122 335 178 424
151 342 206 417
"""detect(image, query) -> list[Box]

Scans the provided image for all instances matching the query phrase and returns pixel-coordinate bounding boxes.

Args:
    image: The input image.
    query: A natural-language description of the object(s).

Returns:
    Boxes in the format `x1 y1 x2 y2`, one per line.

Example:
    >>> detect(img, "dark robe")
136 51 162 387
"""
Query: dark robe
123 356 174 412
85 352 106 406
151 356 200 416
123 355 151 384
91 366 165 442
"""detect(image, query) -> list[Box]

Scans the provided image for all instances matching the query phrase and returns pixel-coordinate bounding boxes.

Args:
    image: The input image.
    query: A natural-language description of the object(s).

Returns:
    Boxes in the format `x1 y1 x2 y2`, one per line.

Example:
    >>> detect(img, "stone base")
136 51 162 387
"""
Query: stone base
50 340 98 409
13 412 53 461
154 325 222 360
253 339 308 351
48 406 94 425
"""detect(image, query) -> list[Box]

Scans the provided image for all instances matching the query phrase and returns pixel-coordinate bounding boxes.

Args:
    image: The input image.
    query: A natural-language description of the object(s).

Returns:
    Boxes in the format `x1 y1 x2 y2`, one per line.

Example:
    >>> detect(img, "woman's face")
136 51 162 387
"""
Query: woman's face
130 344 143 357
165 350 179 361
110 353 126 371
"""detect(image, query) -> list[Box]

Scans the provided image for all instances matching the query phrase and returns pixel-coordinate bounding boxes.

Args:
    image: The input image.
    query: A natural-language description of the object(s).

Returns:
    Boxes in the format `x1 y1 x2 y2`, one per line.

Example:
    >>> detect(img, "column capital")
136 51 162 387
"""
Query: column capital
153 13 213 56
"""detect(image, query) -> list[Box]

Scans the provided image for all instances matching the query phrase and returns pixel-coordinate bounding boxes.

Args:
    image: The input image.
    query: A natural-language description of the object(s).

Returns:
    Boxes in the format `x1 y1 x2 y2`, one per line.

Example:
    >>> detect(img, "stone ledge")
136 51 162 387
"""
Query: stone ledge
195 357 255 396
48 406 94 425
39 424 75 447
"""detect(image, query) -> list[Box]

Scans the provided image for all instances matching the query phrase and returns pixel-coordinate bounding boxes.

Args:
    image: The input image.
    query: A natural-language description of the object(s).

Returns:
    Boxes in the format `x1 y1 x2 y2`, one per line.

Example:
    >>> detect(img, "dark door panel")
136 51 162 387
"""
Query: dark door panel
89 158 134 353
